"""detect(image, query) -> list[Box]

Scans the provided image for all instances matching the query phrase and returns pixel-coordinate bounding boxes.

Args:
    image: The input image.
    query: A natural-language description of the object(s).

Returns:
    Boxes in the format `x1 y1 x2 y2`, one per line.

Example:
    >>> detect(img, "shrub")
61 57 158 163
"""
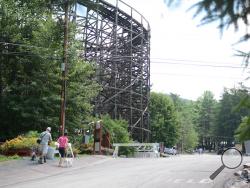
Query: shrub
118 146 136 157
101 115 131 143
25 131 40 138
72 148 80 157
0 136 37 155
78 143 93 154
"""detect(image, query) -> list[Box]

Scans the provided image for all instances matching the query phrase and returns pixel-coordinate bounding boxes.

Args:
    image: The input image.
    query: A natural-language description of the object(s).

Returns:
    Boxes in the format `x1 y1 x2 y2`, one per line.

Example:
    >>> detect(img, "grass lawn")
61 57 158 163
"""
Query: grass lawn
0 155 21 162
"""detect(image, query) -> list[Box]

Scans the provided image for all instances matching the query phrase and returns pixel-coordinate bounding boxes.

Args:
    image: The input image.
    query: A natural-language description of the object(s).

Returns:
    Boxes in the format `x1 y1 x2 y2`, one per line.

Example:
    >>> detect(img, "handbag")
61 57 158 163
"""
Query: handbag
37 132 47 144
36 138 41 144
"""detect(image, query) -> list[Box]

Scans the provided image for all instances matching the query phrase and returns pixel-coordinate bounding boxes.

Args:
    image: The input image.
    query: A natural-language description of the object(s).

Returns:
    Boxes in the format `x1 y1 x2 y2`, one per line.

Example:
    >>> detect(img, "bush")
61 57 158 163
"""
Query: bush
0 136 37 156
25 131 40 138
118 146 136 157
78 143 93 154
72 148 80 157
101 115 131 143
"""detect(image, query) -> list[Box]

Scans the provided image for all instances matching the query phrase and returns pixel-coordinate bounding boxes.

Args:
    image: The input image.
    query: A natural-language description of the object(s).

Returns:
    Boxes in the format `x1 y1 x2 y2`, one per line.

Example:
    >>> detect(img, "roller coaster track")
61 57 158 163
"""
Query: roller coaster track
75 0 151 142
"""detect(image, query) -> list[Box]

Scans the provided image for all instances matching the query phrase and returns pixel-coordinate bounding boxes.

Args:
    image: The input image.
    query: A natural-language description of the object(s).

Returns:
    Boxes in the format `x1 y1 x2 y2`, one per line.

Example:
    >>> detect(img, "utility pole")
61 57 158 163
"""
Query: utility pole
60 0 69 136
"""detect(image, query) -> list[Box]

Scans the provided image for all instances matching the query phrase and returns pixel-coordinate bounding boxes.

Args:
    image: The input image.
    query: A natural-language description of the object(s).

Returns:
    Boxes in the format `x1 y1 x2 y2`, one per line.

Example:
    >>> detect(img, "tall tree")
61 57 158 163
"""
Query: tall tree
0 0 54 138
234 88 250 141
0 0 100 139
169 93 198 152
235 116 250 142
196 91 218 149
165 0 250 146
216 88 250 143
149 92 179 147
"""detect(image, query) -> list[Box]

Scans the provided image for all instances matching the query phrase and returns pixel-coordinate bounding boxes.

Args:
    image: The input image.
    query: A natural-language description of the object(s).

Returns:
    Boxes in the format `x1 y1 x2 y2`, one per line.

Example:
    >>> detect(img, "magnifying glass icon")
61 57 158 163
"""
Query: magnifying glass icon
210 147 243 180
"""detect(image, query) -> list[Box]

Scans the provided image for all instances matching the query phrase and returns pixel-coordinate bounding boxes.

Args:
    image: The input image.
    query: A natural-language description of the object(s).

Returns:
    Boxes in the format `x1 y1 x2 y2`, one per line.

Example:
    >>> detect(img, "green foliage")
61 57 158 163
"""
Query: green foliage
169 93 199 151
68 134 84 146
118 146 136 157
150 92 179 147
0 136 37 153
0 0 61 138
192 0 249 34
101 115 131 144
66 60 100 133
151 89 249 149
0 0 100 139
166 0 250 42
196 91 218 140
216 88 250 142
78 143 93 154
0 154 21 162
76 115 131 155
25 131 40 138
67 134 92 155
165 0 249 66
235 116 250 142
183 127 198 150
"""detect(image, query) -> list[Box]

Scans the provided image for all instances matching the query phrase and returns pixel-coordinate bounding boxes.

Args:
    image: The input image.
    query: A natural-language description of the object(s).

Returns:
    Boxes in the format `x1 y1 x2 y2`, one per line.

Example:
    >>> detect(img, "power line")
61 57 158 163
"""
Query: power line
151 61 248 69
0 42 51 51
0 42 62 60
151 72 246 80
1 42 247 69
0 51 61 61
151 57 246 66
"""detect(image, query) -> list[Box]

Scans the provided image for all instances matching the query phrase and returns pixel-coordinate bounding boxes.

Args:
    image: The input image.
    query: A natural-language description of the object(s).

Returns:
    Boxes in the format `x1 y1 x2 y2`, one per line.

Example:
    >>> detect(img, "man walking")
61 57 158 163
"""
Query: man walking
38 127 52 164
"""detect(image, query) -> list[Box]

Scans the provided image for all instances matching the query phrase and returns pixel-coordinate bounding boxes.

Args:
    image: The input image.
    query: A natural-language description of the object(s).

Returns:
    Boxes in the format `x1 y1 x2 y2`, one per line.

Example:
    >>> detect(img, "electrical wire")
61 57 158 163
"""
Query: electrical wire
1 42 248 70
0 42 62 60
0 51 61 61
151 57 247 66
0 42 51 51
151 61 248 69
151 72 246 80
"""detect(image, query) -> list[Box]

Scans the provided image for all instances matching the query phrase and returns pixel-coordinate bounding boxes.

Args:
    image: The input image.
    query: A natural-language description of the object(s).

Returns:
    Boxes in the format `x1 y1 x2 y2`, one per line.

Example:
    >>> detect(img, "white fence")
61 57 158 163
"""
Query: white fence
113 143 160 158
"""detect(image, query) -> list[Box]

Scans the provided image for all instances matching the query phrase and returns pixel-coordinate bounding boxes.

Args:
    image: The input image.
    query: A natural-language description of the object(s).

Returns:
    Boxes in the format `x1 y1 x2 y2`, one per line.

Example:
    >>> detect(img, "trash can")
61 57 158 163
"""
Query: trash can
46 147 55 160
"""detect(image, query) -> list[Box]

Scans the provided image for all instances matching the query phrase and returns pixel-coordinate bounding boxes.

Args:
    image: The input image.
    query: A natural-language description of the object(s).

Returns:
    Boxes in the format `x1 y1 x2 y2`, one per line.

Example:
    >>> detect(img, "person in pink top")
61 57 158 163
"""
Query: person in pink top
57 132 69 167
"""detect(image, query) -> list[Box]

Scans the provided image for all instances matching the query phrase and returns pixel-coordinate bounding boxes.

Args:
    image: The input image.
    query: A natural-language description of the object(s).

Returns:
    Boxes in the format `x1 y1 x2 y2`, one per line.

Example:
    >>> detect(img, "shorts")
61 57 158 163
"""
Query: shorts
39 144 48 155
59 147 66 157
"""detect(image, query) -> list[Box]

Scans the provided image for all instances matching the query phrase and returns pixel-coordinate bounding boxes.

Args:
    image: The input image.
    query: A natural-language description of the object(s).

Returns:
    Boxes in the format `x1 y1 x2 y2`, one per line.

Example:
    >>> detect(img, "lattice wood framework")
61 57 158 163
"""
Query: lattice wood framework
75 0 151 142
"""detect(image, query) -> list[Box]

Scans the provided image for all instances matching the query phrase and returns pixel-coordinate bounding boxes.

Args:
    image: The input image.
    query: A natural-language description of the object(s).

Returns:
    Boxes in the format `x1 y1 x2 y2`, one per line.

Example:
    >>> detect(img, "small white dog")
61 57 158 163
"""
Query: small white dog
63 157 73 167
63 143 74 167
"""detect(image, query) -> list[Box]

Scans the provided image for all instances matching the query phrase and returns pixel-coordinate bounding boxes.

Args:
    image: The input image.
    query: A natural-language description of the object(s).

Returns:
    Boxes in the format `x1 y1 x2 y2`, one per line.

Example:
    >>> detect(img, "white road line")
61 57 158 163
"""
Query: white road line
169 178 213 184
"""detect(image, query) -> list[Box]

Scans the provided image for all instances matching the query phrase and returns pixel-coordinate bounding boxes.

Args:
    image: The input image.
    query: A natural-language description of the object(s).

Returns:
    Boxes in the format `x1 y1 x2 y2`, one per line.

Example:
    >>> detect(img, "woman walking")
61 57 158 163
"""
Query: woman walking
57 131 69 167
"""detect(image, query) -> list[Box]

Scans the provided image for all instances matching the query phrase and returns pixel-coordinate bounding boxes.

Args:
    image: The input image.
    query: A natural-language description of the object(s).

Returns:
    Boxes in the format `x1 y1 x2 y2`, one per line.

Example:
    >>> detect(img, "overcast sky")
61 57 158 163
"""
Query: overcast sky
108 0 249 100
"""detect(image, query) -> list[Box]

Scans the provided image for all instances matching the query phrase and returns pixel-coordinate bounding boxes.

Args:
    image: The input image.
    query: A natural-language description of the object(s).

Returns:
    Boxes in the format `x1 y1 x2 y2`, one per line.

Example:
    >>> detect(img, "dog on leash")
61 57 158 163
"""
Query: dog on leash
63 157 73 167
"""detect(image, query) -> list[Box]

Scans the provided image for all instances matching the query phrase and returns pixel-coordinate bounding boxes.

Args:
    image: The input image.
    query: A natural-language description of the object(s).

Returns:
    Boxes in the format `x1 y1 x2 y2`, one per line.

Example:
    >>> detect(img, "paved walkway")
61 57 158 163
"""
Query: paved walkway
0 155 112 188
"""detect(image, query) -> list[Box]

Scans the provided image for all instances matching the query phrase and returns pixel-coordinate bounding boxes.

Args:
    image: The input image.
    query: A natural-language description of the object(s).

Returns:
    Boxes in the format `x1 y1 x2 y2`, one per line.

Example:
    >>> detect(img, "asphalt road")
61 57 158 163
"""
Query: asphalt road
0 154 249 188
